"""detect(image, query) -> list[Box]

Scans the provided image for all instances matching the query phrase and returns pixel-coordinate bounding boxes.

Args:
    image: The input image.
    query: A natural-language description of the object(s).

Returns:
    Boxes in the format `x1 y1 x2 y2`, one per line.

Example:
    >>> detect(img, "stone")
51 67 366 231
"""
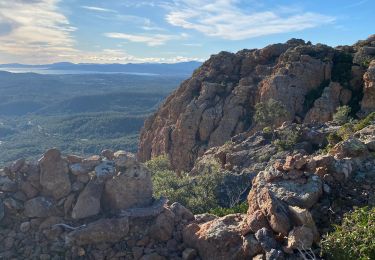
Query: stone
39 149 71 200
267 174 323 209
101 149 114 160
255 227 279 252
94 161 115 180
243 234 263 257
81 155 102 169
4 236 15 250
150 208 175 241
4 197 23 211
20 181 39 199
71 181 103 219
66 154 84 164
20 221 31 232
66 217 129 245
183 214 257 259
244 209 270 234
0 200 4 222
103 163 153 211
0 176 18 192
256 188 291 236
288 206 319 242
330 138 368 159
283 156 295 171
170 202 194 222
24 196 58 218
10 158 25 173
113 150 137 168
69 163 89 176
182 248 197 260
287 226 314 250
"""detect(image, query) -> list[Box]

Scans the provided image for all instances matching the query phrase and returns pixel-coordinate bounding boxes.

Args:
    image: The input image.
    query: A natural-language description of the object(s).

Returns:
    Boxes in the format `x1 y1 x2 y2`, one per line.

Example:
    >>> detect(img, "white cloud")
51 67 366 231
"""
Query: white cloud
0 0 202 64
166 0 335 40
0 0 77 63
105 32 188 46
81 6 116 13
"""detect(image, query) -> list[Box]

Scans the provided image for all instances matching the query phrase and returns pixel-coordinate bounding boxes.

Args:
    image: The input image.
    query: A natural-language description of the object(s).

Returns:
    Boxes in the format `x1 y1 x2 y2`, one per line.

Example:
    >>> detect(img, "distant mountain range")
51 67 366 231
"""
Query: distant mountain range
0 61 202 76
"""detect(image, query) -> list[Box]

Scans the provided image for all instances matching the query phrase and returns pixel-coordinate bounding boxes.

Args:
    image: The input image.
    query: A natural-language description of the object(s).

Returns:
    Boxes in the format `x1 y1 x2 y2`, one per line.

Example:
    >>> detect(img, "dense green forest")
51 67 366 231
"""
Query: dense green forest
0 71 186 165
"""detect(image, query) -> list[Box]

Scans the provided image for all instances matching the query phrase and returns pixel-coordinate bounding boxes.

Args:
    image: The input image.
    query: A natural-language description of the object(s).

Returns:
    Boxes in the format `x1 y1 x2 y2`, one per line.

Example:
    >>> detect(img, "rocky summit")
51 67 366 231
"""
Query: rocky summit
138 35 375 172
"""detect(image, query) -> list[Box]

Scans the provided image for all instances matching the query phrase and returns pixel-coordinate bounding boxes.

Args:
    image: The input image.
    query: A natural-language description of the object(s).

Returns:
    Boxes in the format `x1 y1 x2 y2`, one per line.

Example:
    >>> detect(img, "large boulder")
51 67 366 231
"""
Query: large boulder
103 160 153 211
183 214 261 260
149 208 175 241
24 196 59 218
39 149 71 200
71 181 103 219
256 188 291 236
66 217 129 245
330 138 368 159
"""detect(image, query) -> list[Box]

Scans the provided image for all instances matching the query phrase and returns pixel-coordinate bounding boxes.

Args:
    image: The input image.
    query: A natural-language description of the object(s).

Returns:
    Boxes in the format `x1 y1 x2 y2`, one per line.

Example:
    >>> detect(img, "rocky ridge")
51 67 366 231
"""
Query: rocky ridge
1 121 374 259
138 35 375 172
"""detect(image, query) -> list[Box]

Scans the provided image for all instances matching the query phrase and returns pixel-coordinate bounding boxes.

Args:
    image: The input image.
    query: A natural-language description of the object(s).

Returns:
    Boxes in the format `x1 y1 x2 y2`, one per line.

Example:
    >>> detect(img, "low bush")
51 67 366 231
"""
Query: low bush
208 202 248 217
254 99 289 128
321 207 375 260
146 156 248 214
273 126 301 151
333 106 352 125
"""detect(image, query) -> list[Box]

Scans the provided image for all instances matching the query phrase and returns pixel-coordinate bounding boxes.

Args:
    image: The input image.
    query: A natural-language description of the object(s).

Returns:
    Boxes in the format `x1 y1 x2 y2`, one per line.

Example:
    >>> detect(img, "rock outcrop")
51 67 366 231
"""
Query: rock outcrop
183 124 375 259
139 36 375 172
361 60 375 114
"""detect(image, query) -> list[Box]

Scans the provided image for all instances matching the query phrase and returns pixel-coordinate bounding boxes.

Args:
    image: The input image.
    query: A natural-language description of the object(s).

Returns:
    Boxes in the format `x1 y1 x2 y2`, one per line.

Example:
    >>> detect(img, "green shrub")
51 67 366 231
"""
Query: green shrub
354 112 375 132
208 202 248 217
147 156 238 214
327 132 342 146
321 207 375 260
254 99 289 128
333 106 352 125
273 126 300 151
337 122 355 141
145 154 171 172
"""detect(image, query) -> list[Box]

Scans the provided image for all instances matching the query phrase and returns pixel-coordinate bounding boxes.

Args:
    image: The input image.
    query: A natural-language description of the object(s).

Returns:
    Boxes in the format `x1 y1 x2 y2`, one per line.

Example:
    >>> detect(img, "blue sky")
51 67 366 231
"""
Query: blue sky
0 0 373 64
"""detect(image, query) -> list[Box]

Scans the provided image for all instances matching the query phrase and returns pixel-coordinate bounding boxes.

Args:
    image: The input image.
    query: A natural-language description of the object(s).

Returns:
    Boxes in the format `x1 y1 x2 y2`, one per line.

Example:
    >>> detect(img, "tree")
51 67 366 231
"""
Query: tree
253 99 289 128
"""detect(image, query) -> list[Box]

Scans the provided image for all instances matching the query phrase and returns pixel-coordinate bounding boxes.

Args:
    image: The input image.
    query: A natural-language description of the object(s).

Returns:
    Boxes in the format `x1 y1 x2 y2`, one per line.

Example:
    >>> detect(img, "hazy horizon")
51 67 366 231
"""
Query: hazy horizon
0 0 374 65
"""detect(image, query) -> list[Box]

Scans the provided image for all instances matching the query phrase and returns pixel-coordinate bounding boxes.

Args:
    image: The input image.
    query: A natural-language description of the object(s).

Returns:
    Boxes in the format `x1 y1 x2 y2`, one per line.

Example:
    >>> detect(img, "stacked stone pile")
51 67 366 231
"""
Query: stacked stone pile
0 149 196 260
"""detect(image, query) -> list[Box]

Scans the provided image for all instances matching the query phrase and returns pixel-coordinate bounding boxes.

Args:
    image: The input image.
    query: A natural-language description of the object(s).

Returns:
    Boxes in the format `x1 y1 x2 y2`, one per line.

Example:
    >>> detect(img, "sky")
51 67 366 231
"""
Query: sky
0 0 373 64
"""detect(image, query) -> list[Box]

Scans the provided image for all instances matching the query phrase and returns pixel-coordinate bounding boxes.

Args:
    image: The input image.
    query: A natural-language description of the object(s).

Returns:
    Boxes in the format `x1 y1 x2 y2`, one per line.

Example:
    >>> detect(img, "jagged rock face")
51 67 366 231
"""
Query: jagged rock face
361 60 375 114
139 37 375 172
304 82 351 123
